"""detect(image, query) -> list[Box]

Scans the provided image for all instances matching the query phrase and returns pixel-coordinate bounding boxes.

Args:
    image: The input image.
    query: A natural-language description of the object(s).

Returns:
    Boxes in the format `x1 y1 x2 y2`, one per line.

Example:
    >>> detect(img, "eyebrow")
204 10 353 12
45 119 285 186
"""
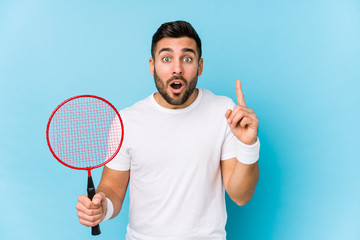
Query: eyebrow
158 48 196 55
183 48 196 55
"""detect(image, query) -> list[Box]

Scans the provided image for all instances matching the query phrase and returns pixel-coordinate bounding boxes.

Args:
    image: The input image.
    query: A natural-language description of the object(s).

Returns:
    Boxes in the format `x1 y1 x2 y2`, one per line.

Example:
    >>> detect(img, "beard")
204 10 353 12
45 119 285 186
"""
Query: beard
154 69 198 106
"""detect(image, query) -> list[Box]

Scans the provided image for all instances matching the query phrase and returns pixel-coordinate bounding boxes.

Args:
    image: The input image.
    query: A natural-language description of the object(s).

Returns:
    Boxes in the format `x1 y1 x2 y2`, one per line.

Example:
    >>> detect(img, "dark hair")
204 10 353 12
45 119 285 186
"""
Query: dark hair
151 20 202 59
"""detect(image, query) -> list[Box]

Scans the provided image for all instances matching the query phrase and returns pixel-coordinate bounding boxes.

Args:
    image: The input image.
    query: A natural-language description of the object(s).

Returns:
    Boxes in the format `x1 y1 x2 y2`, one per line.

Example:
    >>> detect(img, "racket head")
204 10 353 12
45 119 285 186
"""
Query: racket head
46 95 124 171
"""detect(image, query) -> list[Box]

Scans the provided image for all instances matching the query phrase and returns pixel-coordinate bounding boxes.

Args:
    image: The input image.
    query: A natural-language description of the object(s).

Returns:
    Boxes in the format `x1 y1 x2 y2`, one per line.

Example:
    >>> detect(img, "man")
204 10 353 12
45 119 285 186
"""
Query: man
76 20 260 239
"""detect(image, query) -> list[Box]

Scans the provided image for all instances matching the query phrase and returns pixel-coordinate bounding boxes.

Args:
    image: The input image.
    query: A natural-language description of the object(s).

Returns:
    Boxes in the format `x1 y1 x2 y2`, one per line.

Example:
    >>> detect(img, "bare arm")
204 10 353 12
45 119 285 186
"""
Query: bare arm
76 166 129 226
96 166 130 218
221 158 259 206
223 80 260 206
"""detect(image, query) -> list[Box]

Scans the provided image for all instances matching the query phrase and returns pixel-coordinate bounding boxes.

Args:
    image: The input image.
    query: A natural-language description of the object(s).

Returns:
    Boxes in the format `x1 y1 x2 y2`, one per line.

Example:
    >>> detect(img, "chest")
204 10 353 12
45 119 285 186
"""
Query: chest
125 110 227 172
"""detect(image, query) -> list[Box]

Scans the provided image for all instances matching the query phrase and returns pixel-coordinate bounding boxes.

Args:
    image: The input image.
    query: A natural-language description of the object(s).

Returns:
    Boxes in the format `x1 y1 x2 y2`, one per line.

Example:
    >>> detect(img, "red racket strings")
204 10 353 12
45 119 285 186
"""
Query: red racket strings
47 96 123 172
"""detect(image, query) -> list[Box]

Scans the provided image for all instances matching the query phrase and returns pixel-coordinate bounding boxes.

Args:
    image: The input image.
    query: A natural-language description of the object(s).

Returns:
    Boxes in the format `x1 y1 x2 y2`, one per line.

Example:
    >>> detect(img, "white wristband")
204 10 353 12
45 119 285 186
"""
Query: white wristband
103 197 114 221
236 137 260 164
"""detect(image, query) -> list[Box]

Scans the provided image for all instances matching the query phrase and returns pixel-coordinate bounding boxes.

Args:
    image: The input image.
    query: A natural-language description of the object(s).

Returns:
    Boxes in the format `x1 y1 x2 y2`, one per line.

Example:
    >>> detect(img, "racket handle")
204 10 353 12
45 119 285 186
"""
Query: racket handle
87 176 101 236
92 225 101 236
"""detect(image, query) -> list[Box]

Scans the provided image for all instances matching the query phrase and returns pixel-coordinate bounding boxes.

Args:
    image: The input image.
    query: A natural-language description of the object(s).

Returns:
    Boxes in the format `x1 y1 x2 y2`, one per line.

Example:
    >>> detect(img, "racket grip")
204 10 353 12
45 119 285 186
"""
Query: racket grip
92 225 101 236
87 176 101 236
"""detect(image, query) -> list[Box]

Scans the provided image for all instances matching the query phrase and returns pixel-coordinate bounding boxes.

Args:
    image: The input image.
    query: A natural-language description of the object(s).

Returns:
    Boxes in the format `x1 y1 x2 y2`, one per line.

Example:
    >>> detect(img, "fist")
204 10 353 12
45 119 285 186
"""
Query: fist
75 192 107 227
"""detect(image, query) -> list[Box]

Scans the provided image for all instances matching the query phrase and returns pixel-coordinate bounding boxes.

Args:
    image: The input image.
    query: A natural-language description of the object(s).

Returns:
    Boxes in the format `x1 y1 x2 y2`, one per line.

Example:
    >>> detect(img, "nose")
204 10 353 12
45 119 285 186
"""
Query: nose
172 59 183 75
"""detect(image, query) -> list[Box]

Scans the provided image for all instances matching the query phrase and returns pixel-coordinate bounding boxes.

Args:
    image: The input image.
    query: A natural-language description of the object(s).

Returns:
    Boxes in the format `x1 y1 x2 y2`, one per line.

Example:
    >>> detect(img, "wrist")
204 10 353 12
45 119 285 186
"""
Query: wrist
236 137 260 164
103 197 114 221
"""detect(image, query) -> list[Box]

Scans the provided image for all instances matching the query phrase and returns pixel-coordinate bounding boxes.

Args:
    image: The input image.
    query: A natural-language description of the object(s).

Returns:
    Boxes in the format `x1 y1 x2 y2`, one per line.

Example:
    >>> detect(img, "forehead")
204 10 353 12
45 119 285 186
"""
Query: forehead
155 37 198 55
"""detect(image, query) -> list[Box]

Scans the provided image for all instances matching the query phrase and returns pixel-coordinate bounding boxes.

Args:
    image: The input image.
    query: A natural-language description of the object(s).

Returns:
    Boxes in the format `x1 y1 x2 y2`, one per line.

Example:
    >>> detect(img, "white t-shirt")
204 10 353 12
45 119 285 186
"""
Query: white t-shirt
107 88 239 240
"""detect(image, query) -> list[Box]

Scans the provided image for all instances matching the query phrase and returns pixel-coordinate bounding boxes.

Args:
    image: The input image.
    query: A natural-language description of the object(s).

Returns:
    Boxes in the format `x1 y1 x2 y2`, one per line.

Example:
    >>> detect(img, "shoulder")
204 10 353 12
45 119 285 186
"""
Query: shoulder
119 94 154 122
120 95 153 114
199 88 235 109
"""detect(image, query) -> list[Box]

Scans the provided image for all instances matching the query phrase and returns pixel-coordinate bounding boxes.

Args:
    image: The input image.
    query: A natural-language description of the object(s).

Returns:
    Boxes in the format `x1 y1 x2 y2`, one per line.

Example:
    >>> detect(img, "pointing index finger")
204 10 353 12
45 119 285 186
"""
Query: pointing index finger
236 79 246 106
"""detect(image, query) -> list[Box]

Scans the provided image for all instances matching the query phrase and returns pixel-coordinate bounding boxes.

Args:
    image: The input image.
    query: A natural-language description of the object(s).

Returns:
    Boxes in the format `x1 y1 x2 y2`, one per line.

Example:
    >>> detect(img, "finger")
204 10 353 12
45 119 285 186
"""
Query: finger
232 105 253 114
78 211 104 227
227 106 242 126
77 207 103 221
229 109 258 127
77 195 93 209
240 117 250 128
236 80 246 106
227 105 252 123
230 111 246 128
225 109 232 119
76 194 103 213
76 201 103 215
239 115 259 129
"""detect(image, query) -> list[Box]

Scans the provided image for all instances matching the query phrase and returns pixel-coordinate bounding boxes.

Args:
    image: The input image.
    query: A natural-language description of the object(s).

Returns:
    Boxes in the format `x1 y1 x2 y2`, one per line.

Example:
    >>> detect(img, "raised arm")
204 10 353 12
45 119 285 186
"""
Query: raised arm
221 158 259 206
222 80 259 206
75 166 130 227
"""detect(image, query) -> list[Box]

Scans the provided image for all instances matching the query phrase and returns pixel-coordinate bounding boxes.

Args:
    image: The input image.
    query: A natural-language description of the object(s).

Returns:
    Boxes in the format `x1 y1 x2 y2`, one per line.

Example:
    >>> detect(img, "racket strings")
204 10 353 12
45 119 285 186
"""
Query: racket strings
48 97 122 168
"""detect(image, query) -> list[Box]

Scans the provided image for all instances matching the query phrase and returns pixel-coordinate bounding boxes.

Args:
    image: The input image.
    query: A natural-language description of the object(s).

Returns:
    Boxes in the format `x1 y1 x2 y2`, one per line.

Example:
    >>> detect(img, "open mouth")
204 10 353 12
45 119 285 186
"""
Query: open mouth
170 81 184 93
171 81 182 89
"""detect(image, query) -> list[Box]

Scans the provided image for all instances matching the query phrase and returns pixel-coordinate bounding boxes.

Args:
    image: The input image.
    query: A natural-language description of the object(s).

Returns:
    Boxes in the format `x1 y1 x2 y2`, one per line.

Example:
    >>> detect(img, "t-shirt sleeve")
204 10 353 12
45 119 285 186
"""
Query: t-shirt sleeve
106 111 131 171
220 100 239 160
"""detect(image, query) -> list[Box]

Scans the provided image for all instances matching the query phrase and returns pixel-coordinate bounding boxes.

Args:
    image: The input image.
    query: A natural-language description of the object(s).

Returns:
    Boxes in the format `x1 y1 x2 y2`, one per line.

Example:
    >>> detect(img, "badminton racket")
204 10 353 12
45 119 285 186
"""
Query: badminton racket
46 95 124 235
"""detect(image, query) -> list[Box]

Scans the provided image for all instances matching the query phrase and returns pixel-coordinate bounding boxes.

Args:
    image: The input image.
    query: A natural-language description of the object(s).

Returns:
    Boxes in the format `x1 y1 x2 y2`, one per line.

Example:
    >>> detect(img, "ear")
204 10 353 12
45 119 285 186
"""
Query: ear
149 57 154 76
197 58 204 76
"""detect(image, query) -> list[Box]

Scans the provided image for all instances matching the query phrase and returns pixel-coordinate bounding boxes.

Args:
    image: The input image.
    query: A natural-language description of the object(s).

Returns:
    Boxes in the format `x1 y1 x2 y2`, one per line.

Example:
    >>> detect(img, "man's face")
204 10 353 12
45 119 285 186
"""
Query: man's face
149 37 203 108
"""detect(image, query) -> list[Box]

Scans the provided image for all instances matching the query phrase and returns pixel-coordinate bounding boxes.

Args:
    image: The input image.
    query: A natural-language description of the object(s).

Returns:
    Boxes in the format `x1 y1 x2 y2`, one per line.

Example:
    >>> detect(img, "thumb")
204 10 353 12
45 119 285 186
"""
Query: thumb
92 192 105 206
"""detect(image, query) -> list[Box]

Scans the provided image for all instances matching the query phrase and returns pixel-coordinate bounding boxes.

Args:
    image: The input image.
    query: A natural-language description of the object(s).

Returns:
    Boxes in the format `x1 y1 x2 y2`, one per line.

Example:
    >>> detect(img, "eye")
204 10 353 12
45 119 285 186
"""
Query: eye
162 57 171 62
183 57 192 63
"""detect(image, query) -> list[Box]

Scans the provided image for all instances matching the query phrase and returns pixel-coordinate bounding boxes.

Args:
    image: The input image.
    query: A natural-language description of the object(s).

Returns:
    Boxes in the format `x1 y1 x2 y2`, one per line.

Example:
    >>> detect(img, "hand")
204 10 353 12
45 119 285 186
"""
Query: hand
225 80 259 145
75 192 107 227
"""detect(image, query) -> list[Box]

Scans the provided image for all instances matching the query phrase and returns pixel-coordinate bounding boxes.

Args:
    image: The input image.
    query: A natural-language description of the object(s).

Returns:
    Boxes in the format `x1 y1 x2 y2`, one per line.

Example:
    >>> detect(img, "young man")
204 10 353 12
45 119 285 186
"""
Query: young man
76 21 260 239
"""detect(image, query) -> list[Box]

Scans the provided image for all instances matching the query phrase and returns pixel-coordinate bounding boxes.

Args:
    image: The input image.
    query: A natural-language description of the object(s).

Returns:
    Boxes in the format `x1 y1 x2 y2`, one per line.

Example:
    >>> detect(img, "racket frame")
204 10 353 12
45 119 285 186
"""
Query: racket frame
46 95 124 176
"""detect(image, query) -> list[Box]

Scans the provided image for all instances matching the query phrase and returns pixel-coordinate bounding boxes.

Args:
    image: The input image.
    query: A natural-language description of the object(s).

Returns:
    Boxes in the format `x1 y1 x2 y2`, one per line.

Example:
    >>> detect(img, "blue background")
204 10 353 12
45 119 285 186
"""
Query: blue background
1 1 359 239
